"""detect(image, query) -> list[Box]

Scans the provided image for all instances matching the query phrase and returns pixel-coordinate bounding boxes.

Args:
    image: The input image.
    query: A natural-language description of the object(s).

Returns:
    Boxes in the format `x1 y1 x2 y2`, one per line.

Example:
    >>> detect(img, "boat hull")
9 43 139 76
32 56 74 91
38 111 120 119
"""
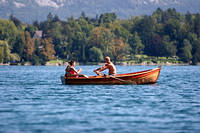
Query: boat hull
61 66 161 85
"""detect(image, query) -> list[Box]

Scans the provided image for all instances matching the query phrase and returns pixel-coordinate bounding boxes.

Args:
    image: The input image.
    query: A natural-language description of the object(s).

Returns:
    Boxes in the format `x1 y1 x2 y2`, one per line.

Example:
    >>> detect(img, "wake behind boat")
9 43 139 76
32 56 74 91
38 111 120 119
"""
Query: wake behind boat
61 66 161 85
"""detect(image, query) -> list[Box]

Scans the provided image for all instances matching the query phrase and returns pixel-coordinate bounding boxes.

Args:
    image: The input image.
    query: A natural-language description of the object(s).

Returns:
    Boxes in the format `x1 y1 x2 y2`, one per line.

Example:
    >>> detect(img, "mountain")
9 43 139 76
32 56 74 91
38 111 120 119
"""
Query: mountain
0 0 200 23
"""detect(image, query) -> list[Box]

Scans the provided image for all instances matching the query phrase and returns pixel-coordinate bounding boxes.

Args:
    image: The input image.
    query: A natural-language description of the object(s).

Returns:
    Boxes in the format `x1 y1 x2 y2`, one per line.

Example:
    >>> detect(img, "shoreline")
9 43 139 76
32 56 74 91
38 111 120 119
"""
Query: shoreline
1 62 199 66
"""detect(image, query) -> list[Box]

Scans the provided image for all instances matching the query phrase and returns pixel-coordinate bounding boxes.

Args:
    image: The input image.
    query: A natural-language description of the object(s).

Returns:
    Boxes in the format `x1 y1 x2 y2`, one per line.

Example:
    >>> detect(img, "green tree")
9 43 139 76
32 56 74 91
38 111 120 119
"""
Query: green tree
0 41 6 63
194 14 200 37
185 12 195 33
12 32 26 59
191 38 200 64
133 16 155 55
99 13 117 27
24 31 35 61
10 53 20 63
129 32 144 55
46 21 63 57
152 8 163 23
39 38 55 61
111 38 130 63
163 19 182 41
162 35 177 57
179 39 192 62
0 19 18 49
47 12 53 22
25 24 38 37
162 8 183 22
77 16 94 36
9 14 22 28
148 34 162 56
89 26 114 56
0 40 11 63
88 47 103 62
110 21 130 43
150 34 177 57
72 32 87 62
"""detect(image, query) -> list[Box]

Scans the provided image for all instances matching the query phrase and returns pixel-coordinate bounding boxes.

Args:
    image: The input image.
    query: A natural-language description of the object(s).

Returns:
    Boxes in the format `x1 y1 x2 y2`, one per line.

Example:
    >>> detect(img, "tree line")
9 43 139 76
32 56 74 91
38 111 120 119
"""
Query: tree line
0 8 200 65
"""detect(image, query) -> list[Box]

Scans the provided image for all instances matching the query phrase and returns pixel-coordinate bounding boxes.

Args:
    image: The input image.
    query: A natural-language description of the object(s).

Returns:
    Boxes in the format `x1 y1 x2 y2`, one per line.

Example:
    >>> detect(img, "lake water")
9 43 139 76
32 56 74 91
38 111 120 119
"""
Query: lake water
0 65 200 133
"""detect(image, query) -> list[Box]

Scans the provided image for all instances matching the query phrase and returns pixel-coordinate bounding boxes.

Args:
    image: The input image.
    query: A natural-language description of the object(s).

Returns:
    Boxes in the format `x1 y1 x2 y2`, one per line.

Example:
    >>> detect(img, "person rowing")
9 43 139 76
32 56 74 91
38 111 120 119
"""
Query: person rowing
93 56 116 76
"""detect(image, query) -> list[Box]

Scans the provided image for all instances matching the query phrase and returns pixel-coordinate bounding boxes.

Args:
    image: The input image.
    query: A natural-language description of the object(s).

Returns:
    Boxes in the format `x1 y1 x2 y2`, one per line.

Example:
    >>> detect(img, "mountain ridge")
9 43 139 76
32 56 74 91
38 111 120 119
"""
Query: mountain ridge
0 0 200 23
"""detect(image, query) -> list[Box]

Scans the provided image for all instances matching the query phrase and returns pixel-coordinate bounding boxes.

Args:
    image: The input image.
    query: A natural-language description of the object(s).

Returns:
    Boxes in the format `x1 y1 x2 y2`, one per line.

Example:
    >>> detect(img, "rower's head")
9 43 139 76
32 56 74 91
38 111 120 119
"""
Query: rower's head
68 60 75 66
105 56 110 63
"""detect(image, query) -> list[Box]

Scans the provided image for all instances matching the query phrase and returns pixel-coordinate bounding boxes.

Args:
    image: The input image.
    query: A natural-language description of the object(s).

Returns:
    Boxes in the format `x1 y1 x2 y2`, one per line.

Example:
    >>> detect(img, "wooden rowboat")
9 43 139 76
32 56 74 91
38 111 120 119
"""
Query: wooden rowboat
61 66 161 85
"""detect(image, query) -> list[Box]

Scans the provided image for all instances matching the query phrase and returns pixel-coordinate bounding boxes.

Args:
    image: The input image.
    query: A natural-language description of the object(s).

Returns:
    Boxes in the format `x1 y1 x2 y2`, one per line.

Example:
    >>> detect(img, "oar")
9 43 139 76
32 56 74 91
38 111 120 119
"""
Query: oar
96 72 135 84
109 76 136 84
79 74 88 78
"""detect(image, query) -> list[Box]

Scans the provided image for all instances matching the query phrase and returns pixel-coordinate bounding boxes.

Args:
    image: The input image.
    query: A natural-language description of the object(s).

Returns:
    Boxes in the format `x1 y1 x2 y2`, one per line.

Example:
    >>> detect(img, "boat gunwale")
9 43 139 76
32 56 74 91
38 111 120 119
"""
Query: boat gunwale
61 66 161 85
65 67 161 80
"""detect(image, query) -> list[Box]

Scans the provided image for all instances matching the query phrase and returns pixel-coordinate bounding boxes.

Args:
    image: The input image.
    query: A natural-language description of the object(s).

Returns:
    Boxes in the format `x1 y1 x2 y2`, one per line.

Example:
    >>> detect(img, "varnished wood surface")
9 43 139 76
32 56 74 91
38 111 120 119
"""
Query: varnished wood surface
61 66 161 85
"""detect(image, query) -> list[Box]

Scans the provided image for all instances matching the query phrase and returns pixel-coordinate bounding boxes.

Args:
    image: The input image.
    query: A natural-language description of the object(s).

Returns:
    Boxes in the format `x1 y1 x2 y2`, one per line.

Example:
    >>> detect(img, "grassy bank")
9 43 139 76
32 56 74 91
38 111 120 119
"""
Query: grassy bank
45 55 189 66
2 55 197 66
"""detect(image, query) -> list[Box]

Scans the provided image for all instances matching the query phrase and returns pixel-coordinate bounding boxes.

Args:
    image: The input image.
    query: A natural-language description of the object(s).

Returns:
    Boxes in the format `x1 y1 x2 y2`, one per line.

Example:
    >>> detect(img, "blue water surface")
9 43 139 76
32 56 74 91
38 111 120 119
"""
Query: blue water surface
0 65 200 133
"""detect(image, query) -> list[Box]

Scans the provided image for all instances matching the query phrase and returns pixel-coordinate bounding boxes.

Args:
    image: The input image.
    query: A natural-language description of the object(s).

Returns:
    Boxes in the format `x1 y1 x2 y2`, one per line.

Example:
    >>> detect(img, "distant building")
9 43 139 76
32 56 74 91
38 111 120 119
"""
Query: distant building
38 45 44 49
33 30 43 39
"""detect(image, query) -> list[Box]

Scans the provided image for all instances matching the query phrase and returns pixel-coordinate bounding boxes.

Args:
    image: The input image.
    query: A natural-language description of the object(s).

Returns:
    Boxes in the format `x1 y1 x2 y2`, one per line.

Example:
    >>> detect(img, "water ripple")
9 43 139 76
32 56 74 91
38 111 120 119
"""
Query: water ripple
0 66 200 132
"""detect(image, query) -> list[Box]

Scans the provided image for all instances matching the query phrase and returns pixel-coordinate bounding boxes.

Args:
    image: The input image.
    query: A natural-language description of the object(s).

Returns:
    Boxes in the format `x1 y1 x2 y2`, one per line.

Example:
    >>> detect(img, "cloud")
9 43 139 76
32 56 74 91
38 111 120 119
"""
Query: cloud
14 1 25 8
149 0 159 4
35 0 64 8
0 0 7 3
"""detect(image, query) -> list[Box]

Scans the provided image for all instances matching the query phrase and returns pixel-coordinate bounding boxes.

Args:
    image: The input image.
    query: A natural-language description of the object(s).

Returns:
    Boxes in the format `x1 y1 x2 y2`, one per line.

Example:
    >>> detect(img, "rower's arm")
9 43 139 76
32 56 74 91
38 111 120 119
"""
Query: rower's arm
71 67 79 74
76 68 82 73
94 65 107 72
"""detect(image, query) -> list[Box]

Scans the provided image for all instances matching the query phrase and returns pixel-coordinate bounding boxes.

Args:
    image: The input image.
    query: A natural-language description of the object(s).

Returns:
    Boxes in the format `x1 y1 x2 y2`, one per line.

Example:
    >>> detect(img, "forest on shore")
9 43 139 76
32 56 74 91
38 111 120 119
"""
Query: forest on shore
0 8 200 65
